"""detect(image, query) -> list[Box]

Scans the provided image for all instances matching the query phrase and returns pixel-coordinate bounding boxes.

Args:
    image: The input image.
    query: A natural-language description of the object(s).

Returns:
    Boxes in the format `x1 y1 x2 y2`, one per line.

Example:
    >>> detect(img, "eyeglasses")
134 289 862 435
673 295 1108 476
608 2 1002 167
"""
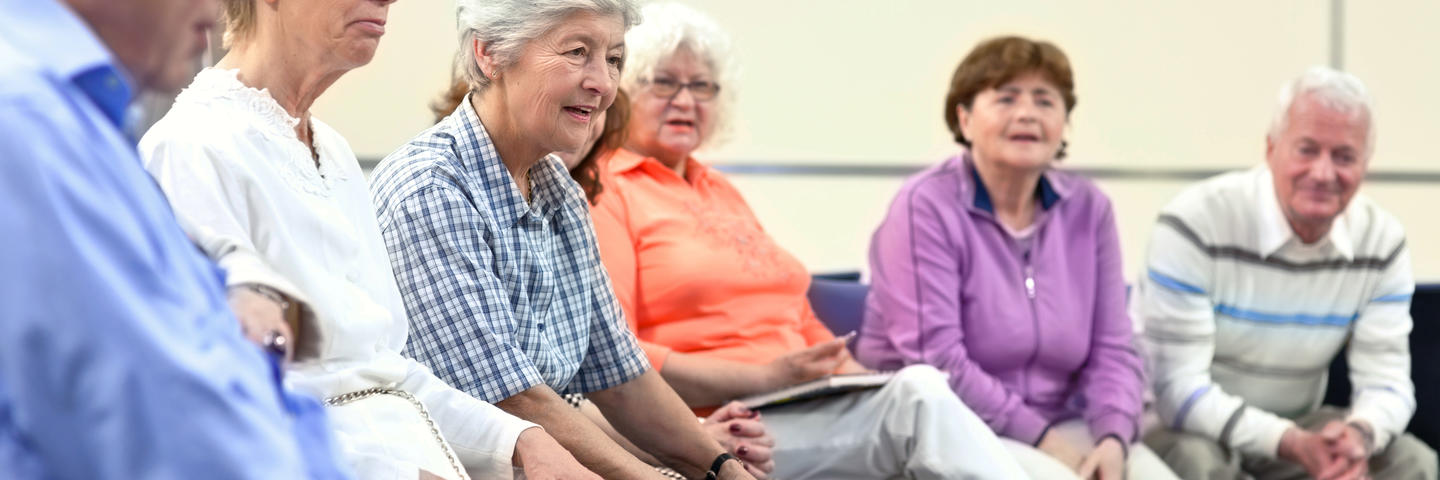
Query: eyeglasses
645 77 721 101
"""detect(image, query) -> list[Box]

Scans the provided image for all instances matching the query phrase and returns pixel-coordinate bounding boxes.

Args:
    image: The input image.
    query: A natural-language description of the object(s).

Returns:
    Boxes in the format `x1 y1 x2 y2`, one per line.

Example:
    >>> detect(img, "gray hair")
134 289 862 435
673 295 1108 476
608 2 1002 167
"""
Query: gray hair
455 0 641 92
621 2 738 149
1267 66 1375 156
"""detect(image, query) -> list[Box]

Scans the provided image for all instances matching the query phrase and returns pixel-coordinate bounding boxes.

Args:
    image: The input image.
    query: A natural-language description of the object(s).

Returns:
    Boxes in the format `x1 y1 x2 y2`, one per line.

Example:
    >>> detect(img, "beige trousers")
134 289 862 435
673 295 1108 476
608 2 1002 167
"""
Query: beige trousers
1000 418 1181 480
1143 406 1437 480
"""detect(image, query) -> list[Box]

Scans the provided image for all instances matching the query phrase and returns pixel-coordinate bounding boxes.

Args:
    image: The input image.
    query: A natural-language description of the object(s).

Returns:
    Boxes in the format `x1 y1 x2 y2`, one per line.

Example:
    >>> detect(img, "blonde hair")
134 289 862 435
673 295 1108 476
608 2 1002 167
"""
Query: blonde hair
220 0 255 47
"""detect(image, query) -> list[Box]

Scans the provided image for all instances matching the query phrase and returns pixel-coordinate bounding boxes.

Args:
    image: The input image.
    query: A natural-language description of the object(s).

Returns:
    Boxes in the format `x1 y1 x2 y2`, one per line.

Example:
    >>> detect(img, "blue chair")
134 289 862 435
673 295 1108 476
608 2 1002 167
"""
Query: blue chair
806 275 870 351
1323 283 1439 448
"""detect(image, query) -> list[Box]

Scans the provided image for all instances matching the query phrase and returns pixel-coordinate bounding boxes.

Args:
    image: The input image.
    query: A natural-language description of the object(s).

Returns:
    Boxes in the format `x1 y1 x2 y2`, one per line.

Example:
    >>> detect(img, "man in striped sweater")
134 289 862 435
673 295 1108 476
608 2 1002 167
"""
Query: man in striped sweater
1135 67 1436 479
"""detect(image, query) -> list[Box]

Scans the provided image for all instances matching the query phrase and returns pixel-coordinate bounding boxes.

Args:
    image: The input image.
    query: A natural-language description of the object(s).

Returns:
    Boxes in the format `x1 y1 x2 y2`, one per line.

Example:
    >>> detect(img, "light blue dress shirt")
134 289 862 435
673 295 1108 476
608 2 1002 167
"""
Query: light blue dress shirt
0 1 350 478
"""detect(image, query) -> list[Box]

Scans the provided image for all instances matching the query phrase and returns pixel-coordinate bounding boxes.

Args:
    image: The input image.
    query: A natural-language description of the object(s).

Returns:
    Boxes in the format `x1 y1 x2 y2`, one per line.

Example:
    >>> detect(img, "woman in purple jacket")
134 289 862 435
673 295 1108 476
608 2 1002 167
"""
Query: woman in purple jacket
856 36 1178 480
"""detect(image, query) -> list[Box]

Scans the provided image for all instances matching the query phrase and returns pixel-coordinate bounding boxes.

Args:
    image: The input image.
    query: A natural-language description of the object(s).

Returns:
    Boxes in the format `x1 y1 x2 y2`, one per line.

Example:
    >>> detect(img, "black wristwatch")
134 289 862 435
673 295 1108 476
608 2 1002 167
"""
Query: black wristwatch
705 452 740 480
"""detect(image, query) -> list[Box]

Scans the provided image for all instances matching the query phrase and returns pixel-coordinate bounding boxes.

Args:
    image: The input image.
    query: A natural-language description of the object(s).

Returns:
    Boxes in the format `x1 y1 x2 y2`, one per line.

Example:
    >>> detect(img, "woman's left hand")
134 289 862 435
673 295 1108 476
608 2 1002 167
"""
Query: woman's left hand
1077 437 1126 480
704 402 775 478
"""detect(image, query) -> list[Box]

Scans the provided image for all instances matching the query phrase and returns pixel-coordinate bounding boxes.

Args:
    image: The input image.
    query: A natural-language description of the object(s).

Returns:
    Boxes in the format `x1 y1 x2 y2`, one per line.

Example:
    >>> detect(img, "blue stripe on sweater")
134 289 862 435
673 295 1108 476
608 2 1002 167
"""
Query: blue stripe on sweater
1148 269 1206 295
1172 385 1213 430
1372 293 1412 303
1213 304 1358 327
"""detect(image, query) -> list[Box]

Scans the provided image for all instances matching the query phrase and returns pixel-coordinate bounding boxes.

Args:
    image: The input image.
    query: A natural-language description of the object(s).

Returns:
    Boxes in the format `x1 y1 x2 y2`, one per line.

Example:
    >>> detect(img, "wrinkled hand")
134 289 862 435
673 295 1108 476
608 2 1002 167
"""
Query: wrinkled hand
1279 426 1350 480
704 402 774 478
514 428 602 480
1077 437 1125 480
1316 421 1370 480
767 338 850 389
227 286 293 361
1037 430 1085 472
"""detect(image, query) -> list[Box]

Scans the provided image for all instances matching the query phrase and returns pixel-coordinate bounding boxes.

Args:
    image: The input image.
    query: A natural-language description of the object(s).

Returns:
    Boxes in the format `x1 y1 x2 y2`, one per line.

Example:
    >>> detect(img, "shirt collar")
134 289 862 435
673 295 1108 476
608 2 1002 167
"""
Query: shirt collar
963 152 1064 214
456 94 551 227
1 0 135 129
1254 165 1354 260
606 147 706 184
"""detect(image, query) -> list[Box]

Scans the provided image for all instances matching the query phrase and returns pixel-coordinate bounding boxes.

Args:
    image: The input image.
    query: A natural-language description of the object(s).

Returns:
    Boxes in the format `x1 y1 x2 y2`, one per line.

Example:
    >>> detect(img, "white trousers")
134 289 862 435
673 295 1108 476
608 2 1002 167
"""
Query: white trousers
762 365 1027 480
1000 419 1178 480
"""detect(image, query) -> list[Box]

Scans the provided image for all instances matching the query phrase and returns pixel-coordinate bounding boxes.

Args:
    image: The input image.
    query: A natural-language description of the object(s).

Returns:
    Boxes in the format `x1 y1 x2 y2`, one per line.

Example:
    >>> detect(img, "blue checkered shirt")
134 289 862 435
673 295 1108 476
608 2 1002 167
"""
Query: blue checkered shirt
370 96 648 403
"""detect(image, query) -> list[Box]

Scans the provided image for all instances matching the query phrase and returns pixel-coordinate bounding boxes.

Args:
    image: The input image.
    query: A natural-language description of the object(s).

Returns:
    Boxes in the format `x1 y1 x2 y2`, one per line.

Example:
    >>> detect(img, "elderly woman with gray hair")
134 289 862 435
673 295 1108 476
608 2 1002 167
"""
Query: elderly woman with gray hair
587 3 1027 479
139 0 592 479
369 1 754 479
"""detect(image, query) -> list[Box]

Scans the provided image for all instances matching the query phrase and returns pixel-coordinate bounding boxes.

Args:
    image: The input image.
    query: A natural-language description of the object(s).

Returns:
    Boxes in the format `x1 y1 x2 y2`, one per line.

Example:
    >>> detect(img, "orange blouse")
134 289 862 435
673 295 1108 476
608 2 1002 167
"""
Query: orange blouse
590 148 834 372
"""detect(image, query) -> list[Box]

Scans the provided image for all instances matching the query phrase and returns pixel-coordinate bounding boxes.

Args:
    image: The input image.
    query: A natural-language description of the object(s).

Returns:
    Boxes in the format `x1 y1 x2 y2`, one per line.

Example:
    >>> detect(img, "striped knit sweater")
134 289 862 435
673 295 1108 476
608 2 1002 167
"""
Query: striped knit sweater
1133 165 1415 458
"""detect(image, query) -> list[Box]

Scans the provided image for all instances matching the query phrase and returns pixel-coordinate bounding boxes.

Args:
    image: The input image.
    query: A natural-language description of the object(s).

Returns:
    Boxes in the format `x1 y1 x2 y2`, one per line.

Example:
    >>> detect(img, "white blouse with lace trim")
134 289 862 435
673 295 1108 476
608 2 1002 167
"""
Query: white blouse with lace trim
172 68 345 196
139 67 534 480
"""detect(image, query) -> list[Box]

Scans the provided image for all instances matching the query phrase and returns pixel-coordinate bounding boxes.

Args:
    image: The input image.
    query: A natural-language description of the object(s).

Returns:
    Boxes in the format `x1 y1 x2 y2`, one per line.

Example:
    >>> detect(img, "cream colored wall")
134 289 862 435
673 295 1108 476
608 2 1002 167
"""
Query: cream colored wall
320 1 1440 280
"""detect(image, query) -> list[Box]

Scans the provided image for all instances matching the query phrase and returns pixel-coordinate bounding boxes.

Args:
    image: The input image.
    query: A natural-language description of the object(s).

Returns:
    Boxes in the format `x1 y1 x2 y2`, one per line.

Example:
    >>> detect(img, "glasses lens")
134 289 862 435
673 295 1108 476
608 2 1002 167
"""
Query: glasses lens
650 78 679 97
689 82 719 101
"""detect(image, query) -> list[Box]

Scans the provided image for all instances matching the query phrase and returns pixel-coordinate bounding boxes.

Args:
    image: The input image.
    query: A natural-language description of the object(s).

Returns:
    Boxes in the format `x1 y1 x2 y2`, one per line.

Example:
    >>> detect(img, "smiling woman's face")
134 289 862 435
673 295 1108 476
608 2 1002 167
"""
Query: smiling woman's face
957 71 1068 172
491 10 625 159
625 47 714 164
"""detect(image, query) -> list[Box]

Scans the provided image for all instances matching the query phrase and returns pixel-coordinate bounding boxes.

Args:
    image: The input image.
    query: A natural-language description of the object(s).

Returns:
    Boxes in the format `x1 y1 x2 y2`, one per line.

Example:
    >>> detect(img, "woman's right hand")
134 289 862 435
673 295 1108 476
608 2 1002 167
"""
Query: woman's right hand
703 402 774 478
514 427 602 480
1036 430 1084 472
764 337 850 389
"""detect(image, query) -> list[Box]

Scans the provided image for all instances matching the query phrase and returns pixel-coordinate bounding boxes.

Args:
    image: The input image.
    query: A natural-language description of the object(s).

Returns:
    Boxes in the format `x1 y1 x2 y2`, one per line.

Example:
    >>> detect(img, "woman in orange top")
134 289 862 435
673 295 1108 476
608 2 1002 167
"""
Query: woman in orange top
589 4 1025 479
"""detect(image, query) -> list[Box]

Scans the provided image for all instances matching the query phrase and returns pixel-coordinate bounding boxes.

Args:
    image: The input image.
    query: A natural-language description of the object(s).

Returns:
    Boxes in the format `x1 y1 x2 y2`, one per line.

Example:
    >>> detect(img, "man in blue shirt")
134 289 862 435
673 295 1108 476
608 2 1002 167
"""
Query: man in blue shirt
0 0 349 478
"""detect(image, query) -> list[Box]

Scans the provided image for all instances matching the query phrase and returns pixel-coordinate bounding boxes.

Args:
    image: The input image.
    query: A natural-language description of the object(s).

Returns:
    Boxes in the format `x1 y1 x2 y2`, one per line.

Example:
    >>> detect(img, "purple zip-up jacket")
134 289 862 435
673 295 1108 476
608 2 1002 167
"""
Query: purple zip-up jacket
856 153 1144 447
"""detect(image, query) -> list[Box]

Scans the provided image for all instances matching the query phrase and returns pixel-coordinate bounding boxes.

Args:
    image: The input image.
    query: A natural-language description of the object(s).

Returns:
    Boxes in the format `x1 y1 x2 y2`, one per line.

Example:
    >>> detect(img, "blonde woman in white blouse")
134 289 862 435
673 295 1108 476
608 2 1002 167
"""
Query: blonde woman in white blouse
138 1 596 479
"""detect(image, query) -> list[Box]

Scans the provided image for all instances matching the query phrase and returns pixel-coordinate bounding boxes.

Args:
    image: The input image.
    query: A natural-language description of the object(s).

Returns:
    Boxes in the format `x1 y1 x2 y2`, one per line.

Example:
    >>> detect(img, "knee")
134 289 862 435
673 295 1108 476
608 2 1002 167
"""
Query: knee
1379 434 1438 478
1147 430 1228 475
890 365 957 404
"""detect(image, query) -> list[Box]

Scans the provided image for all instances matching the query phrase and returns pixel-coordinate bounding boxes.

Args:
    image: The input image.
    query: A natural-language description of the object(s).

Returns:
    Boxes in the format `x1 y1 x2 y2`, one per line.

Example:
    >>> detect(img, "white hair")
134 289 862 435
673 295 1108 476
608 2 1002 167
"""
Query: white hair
454 0 641 92
1267 66 1376 156
621 2 739 149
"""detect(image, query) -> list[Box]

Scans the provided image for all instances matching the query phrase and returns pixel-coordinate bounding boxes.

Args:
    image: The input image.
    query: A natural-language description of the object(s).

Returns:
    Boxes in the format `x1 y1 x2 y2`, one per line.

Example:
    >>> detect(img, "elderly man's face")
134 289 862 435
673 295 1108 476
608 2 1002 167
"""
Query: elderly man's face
1265 93 1370 240
71 0 219 91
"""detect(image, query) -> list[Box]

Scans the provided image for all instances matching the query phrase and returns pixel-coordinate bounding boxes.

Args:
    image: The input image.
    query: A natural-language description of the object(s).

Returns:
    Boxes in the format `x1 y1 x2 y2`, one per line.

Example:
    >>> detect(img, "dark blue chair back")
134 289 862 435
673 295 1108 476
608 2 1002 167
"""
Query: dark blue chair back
1323 283 1439 448
806 275 869 349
